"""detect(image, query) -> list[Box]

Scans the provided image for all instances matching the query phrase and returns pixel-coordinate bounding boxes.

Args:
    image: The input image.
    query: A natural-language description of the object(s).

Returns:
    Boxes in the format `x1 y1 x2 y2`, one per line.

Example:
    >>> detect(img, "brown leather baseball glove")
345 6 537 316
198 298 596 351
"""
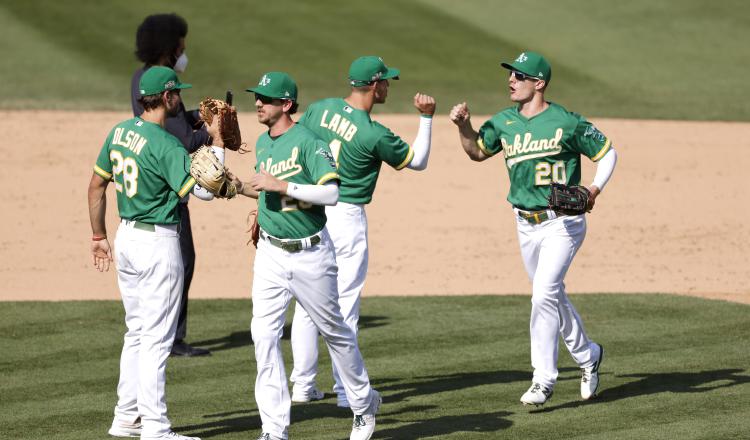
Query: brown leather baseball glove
548 182 591 215
189 146 237 199
199 98 244 152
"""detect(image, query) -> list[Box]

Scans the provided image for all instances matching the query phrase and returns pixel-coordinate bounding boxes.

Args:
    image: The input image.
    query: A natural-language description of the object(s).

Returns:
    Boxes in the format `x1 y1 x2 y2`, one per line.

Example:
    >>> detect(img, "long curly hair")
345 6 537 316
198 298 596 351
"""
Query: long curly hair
135 13 188 66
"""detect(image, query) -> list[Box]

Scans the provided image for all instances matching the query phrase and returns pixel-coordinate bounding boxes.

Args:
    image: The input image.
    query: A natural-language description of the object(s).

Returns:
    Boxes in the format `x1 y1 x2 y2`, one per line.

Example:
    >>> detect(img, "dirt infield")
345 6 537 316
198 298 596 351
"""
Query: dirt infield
1 111 748 304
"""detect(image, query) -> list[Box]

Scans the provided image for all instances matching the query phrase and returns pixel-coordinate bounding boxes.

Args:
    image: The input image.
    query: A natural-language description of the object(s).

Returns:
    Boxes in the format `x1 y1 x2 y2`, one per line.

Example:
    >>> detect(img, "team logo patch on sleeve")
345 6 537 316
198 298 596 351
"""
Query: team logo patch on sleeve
316 147 337 168
584 125 606 142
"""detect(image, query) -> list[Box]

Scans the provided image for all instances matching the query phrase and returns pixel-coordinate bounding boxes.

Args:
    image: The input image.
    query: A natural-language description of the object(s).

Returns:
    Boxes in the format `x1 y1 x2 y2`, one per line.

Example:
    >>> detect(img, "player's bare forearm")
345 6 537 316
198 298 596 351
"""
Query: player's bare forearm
238 181 260 199
457 123 488 162
227 170 260 199
250 169 289 194
450 102 488 161
87 173 109 237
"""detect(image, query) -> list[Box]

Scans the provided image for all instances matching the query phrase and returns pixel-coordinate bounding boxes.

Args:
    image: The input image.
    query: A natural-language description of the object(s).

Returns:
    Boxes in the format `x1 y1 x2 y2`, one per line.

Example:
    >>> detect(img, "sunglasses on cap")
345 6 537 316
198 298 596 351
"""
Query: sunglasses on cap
511 70 540 81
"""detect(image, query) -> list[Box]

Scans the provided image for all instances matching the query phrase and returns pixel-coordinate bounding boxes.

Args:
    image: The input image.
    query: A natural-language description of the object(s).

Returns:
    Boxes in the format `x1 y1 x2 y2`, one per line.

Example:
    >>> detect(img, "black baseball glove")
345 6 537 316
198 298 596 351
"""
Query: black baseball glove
548 182 591 215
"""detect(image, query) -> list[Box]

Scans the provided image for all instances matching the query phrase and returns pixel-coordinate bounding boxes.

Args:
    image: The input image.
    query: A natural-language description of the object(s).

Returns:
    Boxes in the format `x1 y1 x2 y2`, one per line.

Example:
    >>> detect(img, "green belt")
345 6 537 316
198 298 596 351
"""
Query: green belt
516 209 552 225
260 231 321 252
132 221 156 232
122 220 178 233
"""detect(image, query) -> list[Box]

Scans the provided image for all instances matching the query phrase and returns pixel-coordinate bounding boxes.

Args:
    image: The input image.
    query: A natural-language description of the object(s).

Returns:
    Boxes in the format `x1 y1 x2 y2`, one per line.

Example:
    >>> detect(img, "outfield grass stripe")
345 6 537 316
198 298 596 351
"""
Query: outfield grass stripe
2 295 748 439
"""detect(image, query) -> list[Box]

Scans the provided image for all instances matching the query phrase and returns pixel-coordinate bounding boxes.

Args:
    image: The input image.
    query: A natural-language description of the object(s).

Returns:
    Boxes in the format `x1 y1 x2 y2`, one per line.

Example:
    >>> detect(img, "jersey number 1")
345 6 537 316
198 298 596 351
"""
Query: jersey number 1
110 150 139 198
329 139 342 168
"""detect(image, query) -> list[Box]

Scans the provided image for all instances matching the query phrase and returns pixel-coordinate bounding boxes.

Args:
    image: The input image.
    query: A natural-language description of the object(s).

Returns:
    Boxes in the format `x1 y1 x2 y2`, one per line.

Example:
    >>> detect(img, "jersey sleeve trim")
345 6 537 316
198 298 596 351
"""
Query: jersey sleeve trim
317 172 340 185
476 137 494 157
178 177 196 198
395 146 415 170
591 139 612 162
93 165 112 180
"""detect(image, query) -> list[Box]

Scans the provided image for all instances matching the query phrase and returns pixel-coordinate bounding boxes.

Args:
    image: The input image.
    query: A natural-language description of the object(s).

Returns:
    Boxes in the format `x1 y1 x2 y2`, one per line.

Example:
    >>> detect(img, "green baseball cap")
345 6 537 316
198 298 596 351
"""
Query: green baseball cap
348 56 400 87
139 66 192 96
501 51 552 83
246 72 298 101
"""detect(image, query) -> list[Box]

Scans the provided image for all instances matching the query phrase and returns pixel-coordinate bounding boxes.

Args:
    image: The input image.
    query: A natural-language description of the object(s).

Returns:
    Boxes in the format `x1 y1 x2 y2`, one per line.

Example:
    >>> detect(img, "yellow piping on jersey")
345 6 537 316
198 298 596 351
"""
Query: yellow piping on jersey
317 172 340 185
93 165 112 180
178 177 196 198
476 138 493 157
591 139 611 162
395 147 415 170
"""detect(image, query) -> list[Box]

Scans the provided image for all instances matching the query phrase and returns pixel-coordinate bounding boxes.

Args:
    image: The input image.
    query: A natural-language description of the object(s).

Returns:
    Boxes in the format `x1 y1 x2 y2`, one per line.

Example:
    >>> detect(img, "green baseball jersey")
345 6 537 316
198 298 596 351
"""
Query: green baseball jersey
298 98 413 204
255 123 339 239
93 117 195 224
477 102 612 210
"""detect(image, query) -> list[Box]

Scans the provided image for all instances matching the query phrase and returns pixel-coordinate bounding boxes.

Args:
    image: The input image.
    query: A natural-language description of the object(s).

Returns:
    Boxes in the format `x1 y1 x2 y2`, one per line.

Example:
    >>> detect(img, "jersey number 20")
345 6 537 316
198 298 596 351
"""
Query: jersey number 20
535 161 567 185
110 150 139 198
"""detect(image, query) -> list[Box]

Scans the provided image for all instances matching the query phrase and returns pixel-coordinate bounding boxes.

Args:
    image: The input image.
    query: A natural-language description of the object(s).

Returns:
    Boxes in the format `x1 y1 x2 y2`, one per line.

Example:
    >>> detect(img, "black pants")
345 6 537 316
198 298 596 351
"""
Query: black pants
176 202 195 341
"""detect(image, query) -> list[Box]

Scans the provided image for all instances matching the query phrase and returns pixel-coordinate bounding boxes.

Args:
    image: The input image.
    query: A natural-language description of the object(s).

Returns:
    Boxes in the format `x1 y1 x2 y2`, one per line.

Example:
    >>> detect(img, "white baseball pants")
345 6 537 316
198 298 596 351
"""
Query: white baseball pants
290 202 368 398
251 227 375 440
516 212 600 390
112 220 183 438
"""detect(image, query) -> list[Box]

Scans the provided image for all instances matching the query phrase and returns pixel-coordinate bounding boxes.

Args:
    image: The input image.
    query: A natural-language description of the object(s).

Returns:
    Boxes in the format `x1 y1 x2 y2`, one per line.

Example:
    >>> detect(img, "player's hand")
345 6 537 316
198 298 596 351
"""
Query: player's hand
91 239 113 272
206 117 224 148
586 185 601 212
449 102 471 126
414 93 436 116
250 168 287 193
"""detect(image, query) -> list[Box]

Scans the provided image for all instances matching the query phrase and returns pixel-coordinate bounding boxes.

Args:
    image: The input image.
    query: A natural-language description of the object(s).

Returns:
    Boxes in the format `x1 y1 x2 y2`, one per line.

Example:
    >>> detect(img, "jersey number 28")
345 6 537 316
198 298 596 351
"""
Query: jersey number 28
110 151 139 198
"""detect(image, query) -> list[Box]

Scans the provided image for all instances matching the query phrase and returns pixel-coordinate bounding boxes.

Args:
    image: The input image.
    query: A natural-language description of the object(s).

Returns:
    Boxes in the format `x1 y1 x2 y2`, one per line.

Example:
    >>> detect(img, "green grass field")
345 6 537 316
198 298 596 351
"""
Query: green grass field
1 295 748 439
0 0 747 120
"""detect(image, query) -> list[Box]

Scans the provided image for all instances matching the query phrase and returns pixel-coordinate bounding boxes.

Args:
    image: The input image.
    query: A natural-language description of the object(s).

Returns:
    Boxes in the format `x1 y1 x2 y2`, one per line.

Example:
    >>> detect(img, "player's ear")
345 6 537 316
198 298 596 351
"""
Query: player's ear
282 99 293 113
535 80 547 91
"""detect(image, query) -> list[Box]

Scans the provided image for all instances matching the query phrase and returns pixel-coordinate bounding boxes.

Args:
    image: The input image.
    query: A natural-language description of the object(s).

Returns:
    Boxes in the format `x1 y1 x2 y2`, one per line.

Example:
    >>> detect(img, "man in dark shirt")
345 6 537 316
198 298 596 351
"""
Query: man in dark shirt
130 13 211 357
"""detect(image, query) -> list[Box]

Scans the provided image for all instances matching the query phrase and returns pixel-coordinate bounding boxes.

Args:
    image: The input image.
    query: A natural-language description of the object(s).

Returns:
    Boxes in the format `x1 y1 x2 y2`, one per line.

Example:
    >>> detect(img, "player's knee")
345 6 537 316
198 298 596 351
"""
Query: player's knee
250 319 282 344
531 284 562 307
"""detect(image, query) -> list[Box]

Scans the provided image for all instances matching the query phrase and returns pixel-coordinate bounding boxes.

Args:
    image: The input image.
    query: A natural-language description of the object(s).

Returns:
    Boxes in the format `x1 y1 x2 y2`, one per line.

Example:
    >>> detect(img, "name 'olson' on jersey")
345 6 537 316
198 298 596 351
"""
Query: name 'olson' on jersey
112 127 148 155
319 109 358 141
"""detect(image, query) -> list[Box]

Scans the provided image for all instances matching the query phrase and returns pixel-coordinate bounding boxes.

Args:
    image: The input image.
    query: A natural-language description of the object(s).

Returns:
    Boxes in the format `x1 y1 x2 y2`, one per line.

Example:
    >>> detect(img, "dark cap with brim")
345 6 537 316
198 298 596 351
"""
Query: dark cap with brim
348 56 400 87
501 51 551 83
139 66 192 96
246 71 298 101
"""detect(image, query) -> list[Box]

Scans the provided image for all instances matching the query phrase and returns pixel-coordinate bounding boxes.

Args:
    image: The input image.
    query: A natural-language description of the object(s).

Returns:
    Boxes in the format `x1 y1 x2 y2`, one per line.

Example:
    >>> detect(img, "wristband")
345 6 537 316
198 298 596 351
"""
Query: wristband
92 235 106 241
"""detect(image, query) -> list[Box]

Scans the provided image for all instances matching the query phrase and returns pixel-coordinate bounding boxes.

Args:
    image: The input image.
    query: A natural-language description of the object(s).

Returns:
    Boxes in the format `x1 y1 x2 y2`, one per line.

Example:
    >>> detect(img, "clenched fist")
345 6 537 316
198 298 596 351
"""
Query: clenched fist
413 93 436 116
449 102 471 125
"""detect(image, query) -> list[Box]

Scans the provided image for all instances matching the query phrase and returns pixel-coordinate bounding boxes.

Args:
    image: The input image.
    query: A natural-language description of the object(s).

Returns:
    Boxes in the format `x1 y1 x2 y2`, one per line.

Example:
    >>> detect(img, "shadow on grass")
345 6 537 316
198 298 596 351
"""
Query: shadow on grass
191 315 390 353
532 368 750 413
177 404 513 439
374 411 513 439
374 368 578 403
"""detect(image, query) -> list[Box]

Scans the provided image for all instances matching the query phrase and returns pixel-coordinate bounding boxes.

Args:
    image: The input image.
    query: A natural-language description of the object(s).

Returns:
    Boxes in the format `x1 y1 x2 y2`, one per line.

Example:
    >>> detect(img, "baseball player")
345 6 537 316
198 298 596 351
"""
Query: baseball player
232 72 381 440
131 13 211 357
89 66 227 439
449 52 618 406
289 56 435 407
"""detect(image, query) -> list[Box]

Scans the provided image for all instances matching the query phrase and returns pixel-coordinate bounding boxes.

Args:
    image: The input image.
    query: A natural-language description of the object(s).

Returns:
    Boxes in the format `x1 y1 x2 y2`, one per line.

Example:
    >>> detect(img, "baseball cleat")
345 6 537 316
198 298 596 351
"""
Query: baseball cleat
256 433 283 440
349 390 381 440
291 387 325 403
581 343 604 400
108 417 142 437
520 382 553 406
